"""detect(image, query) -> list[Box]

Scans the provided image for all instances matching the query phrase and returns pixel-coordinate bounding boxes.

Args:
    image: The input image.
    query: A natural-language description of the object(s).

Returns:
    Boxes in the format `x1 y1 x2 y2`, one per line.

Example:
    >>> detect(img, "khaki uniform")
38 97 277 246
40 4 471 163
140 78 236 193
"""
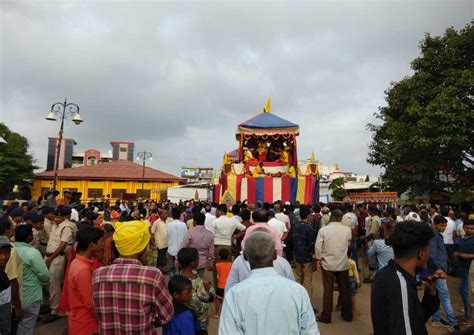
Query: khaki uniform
45 221 73 313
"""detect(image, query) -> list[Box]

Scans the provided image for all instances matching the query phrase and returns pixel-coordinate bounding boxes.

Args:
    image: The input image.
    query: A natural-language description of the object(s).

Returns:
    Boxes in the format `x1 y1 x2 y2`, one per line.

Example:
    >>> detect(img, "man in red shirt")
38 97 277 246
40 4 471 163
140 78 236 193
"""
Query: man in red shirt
67 226 104 335
93 220 173 334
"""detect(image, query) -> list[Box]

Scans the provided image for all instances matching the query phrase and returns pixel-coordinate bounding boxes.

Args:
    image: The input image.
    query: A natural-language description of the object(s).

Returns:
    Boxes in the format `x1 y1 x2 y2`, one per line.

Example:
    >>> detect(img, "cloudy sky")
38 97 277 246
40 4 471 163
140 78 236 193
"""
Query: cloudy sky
0 0 471 177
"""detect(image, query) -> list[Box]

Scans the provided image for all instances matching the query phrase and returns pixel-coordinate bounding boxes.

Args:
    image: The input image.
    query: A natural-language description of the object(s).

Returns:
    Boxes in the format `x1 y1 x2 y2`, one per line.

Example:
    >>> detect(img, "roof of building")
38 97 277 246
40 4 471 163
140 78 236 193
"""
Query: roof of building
238 112 299 130
35 160 183 182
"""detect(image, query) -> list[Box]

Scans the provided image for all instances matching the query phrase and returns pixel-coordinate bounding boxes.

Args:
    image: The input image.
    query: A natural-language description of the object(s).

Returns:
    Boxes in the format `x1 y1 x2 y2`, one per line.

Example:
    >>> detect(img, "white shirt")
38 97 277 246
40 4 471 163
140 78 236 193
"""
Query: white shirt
275 212 290 230
204 213 216 231
225 254 295 293
70 208 79 222
441 217 455 244
343 212 358 229
209 215 246 246
267 218 288 238
167 219 187 256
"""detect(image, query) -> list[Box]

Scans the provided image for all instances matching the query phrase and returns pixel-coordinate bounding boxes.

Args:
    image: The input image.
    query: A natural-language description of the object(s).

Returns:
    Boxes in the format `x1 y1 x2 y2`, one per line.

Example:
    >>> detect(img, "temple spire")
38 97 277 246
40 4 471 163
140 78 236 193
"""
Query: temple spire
263 97 271 113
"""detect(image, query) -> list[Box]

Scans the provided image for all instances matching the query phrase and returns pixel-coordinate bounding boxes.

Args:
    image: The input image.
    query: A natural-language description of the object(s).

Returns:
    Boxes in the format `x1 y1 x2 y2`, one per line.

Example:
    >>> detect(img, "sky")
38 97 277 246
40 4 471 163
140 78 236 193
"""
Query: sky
0 0 472 177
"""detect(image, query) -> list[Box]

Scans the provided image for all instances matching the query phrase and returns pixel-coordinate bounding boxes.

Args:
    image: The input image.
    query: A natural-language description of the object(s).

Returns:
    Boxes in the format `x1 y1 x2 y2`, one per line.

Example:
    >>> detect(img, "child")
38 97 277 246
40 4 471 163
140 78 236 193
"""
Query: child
0 236 12 334
163 275 204 335
347 247 361 316
178 247 214 333
212 248 233 318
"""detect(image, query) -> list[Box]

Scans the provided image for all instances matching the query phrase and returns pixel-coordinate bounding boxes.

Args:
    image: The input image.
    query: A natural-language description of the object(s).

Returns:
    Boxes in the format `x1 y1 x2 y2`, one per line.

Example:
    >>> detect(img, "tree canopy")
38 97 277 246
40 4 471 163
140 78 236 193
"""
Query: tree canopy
0 123 36 199
329 177 347 201
367 22 474 202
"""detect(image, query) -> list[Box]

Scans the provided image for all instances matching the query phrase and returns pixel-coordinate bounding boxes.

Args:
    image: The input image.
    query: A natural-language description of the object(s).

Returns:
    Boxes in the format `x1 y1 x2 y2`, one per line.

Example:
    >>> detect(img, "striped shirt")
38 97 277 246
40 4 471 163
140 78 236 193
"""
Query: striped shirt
92 258 173 334
367 239 394 270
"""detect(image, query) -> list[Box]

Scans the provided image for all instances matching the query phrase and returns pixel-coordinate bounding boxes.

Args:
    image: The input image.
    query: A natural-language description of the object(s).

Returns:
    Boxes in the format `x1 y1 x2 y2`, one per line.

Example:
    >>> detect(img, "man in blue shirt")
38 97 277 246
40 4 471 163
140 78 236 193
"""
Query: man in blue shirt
428 215 458 331
454 219 474 325
220 231 319 335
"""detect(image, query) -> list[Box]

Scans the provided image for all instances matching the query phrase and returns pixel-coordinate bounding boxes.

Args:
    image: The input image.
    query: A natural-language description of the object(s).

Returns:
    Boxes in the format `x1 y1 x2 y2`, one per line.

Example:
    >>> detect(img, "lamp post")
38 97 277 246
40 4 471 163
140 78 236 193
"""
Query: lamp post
46 98 83 192
136 150 152 199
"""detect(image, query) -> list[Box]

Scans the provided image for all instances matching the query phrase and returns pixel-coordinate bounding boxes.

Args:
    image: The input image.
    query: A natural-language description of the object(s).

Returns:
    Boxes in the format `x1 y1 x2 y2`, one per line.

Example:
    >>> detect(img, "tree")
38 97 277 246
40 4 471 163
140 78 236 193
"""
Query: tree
329 177 347 201
0 123 36 199
367 22 474 202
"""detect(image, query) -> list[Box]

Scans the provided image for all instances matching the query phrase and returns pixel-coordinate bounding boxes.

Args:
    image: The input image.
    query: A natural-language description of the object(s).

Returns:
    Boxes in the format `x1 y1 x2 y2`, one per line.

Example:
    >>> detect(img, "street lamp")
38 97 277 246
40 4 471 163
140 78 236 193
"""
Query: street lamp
46 98 83 192
136 150 152 199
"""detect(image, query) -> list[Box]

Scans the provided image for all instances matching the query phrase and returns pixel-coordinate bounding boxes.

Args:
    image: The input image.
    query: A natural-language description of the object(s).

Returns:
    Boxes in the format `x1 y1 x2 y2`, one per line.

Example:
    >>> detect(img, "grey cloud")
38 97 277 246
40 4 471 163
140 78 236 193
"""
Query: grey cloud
1 0 471 176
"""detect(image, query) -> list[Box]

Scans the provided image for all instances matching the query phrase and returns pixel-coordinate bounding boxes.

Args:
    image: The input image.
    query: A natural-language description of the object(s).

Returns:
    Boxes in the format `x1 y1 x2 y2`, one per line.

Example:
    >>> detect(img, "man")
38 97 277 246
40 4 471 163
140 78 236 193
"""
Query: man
274 203 290 230
440 206 457 276
0 216 23 324
367 222 394 270
30 213 45 251
267 210 288 241
167 207 187 276
68 226 104 335
320 207 331 227
364 205 382 283
315 209 352 323
14 224 50 334
209 204 246 259
242 209 283 256
289 204 315 298
428 215 459 331
180 212 214 277
43 207 74 323
203 203 216 231
10 207 25 226
41 207 55 240
93 220 173 334
371 221 441 335
454 219 474 326
150 209 172 272
220 231 320 334
0 236 13 334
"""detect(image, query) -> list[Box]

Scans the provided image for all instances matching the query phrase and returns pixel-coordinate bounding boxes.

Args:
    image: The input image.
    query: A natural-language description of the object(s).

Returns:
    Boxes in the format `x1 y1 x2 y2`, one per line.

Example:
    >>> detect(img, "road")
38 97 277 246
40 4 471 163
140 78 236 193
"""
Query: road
35 268 461 335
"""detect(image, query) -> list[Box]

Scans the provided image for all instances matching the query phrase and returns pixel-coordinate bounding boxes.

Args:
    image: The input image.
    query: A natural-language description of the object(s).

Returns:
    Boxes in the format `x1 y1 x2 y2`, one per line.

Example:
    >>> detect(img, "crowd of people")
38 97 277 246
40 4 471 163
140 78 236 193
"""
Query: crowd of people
0 193 473 335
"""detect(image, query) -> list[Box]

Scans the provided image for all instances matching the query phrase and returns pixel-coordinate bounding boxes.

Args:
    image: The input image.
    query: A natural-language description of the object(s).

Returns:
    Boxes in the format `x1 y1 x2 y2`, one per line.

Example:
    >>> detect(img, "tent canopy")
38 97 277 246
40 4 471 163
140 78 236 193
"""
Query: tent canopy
238 112 299 130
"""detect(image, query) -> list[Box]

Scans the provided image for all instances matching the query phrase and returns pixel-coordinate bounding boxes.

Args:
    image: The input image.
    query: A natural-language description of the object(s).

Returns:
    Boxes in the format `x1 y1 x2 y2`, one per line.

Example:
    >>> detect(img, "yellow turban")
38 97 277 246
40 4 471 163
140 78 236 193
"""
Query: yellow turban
113 220 150 256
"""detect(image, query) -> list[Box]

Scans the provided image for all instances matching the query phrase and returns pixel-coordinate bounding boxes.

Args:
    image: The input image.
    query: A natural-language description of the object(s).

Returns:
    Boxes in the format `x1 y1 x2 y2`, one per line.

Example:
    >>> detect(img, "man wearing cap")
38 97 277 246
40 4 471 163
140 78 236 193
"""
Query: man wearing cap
43 207 74 323
41 207 55 239
93 220 173 334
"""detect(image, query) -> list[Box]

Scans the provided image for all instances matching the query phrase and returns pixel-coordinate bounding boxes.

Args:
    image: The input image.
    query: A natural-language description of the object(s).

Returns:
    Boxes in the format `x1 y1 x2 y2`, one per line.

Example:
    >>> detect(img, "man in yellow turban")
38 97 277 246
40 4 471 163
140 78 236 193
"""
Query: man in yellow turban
92 220 173 334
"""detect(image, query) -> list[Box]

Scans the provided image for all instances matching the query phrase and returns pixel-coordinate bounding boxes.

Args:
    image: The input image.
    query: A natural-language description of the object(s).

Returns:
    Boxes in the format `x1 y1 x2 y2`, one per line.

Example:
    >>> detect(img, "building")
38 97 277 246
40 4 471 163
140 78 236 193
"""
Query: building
46 139 134 171
181 167 214 184
34 160 183 201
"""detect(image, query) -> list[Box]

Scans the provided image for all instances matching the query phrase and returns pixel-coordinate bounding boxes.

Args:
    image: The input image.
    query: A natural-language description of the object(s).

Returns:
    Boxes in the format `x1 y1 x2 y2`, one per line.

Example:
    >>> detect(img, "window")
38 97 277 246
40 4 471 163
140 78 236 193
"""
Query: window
136 189 151 199
62 188 78 193
120 147 127 152
111 188 127 199
41 188 50 197
88 188 103 199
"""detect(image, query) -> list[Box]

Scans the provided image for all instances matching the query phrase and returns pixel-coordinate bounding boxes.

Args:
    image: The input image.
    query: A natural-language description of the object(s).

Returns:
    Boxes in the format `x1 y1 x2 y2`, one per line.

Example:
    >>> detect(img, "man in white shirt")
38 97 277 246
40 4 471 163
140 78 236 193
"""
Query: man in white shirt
274 203 290 230
167 208 187 276
267 211 288 241
440 206 457 276
315 209 352 324
209 204 246 259
150 209 172 272
204 204 216 232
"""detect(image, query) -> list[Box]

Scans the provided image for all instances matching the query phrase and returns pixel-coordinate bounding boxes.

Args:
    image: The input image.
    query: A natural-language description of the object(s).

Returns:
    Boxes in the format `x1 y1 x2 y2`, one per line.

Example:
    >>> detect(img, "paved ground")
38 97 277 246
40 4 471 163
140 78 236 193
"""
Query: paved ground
34 267 465 335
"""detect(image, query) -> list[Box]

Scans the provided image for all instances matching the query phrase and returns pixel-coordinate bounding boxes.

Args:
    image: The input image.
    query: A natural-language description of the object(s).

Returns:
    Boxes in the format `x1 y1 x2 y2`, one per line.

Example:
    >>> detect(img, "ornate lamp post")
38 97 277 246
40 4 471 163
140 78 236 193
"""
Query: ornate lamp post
46 98 83 192
136 150 152 199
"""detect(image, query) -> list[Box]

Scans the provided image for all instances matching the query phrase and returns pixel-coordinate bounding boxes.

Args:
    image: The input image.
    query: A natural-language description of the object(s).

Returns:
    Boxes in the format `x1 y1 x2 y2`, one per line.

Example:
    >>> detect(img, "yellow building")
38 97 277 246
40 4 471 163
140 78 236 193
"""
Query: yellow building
33 160 183 201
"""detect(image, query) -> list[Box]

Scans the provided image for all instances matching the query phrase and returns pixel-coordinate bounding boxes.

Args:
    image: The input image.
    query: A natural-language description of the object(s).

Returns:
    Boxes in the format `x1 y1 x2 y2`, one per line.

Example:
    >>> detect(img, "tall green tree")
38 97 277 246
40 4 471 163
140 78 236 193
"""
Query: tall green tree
367 22 474 201
0 123 36 199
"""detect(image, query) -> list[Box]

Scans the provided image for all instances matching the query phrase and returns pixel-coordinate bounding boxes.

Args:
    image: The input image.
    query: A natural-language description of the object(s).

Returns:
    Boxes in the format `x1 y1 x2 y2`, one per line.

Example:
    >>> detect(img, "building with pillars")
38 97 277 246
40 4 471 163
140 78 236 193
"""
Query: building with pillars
33 160 183 201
